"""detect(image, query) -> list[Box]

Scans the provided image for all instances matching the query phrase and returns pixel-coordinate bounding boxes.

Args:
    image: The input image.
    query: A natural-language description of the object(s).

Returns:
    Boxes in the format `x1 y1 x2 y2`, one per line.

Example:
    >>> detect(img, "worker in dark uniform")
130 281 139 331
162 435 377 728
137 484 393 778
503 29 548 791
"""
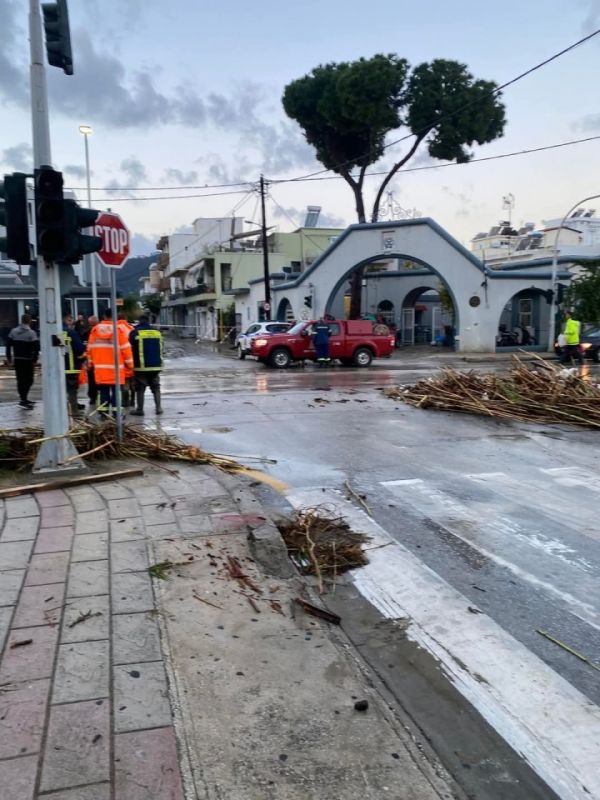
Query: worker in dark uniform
6 314 40 409
129 315 164 416
63 313 86 416
313 317 331 367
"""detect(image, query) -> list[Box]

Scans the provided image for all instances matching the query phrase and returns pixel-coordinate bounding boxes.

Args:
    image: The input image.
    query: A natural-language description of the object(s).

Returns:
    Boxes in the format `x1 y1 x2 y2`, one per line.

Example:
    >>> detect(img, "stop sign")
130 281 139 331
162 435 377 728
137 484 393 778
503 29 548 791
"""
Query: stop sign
94 212 130 268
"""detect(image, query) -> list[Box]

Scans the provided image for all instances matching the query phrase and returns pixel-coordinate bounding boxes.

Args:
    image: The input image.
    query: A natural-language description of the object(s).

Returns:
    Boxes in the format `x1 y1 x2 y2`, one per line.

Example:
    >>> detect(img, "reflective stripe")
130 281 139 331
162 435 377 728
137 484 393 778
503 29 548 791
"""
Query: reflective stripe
64 334 78 374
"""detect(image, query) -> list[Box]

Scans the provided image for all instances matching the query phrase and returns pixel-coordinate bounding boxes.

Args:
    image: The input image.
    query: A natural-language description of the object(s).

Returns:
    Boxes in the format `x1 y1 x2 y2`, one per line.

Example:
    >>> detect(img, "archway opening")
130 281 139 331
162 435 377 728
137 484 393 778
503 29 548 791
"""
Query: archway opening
399 285 454 347
276 297 294 323
496 288 549 351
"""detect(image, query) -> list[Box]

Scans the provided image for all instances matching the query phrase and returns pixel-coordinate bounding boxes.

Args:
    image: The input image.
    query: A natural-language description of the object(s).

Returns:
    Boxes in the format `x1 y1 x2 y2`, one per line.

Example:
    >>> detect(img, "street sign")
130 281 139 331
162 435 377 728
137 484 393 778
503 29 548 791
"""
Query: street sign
264 302 271 311
95 211 130 269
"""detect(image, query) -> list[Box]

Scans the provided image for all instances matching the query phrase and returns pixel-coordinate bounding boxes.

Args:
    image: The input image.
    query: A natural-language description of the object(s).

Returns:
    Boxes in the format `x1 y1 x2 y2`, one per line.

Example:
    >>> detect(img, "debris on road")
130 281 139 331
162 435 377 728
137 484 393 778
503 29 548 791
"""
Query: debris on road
354 700 369 712
384 358 600 428
344 480 372 516
295 598 341 625
68 610 102 628
278 508 369 592
536 629 600 672
10 638 33 648
149 559 194 580
192 592 223 610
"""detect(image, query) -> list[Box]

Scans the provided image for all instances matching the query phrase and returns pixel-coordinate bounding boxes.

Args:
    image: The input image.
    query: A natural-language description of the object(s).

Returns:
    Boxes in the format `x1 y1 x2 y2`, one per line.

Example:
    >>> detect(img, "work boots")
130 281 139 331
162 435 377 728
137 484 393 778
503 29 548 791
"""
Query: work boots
152 387 163 415
129 389 145 416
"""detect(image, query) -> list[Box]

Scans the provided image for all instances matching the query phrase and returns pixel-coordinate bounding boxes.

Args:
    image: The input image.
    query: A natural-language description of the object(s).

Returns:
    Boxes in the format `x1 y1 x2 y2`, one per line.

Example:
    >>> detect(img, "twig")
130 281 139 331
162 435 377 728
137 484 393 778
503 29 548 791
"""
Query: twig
68 610 102 628
536 629 600 672
246 595 261 613
192 592 223 610
344 480 372 516
63 440 115 464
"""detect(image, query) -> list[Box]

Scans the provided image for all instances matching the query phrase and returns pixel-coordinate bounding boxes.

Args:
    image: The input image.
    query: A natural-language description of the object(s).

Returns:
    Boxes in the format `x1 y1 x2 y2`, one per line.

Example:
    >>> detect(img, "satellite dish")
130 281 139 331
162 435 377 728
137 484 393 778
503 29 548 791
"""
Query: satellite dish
29 263 75 295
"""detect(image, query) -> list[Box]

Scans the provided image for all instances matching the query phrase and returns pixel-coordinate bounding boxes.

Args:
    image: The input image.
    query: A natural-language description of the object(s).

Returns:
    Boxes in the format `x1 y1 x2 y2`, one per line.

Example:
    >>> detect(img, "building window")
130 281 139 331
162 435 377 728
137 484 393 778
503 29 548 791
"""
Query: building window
221 263 232 292
519 298 533 329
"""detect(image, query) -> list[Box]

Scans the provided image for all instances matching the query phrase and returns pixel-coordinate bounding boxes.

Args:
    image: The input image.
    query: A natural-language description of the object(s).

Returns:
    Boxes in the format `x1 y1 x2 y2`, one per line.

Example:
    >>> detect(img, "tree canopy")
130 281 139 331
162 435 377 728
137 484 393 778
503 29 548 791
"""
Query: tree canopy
283 54 506 316
565 262 600 323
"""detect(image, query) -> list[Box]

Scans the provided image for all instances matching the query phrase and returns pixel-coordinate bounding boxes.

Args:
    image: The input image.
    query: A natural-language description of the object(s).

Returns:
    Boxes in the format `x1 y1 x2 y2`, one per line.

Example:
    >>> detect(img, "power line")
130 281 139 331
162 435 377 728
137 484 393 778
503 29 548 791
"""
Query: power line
278 28 600 184
90 188 251 203
66 179 254 192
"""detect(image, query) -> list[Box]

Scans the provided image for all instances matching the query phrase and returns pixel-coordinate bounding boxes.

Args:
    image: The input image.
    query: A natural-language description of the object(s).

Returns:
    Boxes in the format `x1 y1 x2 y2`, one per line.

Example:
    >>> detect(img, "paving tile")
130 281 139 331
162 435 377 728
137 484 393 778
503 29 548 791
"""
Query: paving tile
109 518 145 542
0 754 38 800
12 583 65 628
61 596 109 643
131 487 168 506
114 727 184 800
142 523 179 541
41 785 111 800
0 606 12 651
0 677 50 758
25 552 69 586
111 572 154 614
66 488 106 513
141 504 176 525
34 527 74 554
67 561 109 598
75 511 108 535
95 482 132 501
40 506 74 528
113 613 161 665
0 625 59 683
5 497 39 519
0 516 39 542
0 569 25 606
0 540 34 571
40 699 110 792
71 533 108 563
53 640 109 704
36 490 70 508
113 661 171 732
111 541 148 574
107 498 140 520
177 514 214 535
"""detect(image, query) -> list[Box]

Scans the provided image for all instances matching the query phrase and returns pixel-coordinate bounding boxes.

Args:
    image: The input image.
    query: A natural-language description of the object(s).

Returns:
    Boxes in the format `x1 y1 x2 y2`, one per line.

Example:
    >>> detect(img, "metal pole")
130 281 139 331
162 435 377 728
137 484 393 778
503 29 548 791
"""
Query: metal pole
259 175 271 320
110 271 123 441
548 193 600 352
83 133 98 318
30 0 82 472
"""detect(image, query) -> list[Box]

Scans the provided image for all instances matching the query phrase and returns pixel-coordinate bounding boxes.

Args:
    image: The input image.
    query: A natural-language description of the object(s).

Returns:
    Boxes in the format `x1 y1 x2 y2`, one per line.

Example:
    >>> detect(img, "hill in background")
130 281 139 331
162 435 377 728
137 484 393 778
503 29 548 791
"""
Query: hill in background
116 254 158 296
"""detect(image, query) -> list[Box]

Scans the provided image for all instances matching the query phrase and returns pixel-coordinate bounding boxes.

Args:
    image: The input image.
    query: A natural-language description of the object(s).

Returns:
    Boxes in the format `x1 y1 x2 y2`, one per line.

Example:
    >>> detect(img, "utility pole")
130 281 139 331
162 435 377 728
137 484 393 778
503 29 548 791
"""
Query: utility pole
259 175 271 320
30 0 82 472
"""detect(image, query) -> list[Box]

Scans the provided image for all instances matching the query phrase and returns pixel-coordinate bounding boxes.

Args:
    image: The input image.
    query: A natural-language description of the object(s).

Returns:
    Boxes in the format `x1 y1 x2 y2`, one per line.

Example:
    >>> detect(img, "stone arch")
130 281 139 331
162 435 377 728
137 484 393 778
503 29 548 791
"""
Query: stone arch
276 296 294 323
496 287 549 349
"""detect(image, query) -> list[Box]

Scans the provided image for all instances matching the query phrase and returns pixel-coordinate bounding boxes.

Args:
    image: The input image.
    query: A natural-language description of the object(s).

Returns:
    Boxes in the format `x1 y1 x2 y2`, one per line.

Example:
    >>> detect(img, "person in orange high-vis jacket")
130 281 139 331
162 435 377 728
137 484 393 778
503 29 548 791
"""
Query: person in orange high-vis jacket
87 308 134 415
117 313 135 407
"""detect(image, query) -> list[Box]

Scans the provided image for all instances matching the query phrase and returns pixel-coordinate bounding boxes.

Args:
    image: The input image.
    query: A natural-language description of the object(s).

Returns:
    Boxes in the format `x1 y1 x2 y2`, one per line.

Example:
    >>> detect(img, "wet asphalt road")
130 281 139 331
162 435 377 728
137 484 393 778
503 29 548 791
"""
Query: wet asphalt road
152 349 600 710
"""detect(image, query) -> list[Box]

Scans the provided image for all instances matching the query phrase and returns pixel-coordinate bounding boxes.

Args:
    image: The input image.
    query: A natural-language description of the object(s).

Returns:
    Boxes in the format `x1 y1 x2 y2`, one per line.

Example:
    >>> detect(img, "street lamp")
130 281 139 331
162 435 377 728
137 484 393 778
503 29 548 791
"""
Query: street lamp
548 193 600 352
78 124 98 317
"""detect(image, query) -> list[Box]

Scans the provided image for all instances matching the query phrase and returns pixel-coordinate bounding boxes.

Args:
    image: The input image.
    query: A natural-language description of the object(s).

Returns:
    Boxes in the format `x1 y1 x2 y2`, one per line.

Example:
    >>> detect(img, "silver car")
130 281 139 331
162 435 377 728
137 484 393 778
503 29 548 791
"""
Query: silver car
236 321 291 359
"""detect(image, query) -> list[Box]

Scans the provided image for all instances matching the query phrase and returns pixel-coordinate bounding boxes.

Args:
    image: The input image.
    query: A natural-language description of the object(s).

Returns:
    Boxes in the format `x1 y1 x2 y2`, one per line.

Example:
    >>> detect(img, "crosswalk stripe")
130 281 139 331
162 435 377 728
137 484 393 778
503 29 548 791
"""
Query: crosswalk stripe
286 487 600 800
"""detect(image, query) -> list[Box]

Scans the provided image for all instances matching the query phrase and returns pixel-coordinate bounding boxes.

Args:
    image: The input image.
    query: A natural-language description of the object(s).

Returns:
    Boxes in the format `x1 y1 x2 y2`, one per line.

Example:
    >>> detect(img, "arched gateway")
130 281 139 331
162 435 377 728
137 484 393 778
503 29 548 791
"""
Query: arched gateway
270 219 565 352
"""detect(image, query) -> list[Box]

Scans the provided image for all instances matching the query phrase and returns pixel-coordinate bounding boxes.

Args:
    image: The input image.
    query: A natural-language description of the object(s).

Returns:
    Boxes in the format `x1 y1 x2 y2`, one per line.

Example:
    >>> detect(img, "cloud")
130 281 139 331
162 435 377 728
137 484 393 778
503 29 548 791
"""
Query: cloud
576 113 600 131
63 164 87 179
162 168 199 185
130 233 159 256
582 0 600 32
1 142 32 172
120 157 147 183
0 0 28 107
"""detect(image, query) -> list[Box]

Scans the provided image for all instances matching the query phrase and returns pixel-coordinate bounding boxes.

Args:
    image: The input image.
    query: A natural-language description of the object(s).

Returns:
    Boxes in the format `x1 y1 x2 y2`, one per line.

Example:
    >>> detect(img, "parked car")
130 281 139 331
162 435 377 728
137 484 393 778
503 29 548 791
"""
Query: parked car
235 321 292 359
554 325 600 363
250 319 395 368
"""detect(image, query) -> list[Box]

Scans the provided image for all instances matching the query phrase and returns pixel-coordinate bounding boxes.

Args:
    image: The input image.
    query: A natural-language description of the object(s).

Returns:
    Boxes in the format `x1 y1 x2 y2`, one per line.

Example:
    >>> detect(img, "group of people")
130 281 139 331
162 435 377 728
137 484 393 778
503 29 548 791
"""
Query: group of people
5 310 164 417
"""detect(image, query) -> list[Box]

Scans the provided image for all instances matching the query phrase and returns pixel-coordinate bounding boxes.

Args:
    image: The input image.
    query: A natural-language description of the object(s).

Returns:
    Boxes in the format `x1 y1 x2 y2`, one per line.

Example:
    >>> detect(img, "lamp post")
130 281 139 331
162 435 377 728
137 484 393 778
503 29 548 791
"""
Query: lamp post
78 124 98 317
548 193 600 352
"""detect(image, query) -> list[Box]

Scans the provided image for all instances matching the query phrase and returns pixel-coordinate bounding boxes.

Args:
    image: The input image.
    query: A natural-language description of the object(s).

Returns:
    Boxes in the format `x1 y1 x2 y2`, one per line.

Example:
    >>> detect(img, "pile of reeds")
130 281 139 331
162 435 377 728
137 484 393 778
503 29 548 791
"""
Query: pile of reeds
385 358 600 428
278 507 370 592
0 420 242 473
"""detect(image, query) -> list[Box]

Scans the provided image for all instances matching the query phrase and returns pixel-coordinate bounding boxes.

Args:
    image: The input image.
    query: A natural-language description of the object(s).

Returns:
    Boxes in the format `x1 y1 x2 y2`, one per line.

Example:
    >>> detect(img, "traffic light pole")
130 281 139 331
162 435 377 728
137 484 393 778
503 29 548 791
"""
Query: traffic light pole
82 133 98 318
29 0 82 472
259 175 271 320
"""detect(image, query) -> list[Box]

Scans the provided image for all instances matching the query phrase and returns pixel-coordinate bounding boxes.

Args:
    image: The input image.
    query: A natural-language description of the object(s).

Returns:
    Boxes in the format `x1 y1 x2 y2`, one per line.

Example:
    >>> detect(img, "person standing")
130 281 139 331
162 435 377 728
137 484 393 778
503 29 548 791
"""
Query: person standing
87 308 134 416
129 314 164 416
85 315 98 407
312 317 331 367
62 313 86 416
117 313 135 407
562 309 584 366
6 314 40 409
73 313 89 340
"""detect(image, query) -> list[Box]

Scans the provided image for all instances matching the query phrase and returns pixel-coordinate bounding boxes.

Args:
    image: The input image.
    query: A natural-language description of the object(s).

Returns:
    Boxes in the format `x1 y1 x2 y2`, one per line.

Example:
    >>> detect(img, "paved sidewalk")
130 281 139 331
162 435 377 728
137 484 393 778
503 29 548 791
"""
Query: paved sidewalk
0 463 460 800
0 464 238 800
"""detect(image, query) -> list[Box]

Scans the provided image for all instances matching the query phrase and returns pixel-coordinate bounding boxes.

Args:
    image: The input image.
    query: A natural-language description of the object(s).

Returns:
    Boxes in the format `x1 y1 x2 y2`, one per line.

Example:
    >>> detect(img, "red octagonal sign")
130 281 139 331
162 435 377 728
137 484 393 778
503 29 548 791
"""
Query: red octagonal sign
94 212 130 269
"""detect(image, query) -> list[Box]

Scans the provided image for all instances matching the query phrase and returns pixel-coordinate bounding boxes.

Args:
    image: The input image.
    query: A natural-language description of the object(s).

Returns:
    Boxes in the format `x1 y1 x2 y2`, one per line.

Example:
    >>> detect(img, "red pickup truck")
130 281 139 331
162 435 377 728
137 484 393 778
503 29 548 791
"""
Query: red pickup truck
250 319 395 368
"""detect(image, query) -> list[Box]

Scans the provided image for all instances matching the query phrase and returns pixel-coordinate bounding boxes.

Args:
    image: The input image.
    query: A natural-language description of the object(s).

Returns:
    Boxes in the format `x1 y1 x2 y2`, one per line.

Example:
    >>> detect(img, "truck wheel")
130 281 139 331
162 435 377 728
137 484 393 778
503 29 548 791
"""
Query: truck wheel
269 348 291 368
237 346 246 360
353 347 373 367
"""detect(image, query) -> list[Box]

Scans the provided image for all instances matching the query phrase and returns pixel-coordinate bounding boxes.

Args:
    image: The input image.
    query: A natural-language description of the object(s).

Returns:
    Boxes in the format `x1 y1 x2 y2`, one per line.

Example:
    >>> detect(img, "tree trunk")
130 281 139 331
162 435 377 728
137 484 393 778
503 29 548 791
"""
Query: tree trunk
371 133 426 222
348 176 366 318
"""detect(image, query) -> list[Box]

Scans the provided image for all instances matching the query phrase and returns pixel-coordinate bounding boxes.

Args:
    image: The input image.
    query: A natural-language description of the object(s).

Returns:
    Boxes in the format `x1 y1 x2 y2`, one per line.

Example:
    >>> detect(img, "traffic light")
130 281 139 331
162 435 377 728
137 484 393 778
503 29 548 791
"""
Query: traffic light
42 0 73 75
35 166 66 260
62 200 102 264
0 173 31 264
557 284 566 305
304 294 312 308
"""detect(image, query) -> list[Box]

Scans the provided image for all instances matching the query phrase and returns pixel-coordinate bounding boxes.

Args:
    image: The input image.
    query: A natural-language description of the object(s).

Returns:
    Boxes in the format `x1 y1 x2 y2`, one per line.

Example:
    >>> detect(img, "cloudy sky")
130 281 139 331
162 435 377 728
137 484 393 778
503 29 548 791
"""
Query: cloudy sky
1 0 599 255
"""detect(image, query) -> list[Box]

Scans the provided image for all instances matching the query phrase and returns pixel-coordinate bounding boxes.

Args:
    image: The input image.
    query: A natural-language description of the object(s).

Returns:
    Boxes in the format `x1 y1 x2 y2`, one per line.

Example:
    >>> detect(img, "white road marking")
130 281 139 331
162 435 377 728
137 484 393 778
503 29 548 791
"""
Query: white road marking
286 487 600 800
